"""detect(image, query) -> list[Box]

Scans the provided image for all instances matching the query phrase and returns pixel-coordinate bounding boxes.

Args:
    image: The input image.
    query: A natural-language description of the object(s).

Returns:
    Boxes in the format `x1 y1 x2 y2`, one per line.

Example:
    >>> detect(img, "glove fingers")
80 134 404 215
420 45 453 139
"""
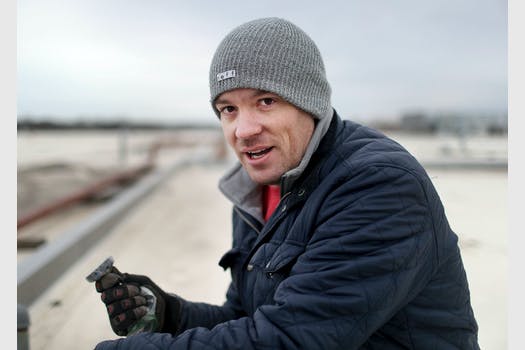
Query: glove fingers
95 272 122 292
101 284 141 304
107 296 147 317
110 306 149 333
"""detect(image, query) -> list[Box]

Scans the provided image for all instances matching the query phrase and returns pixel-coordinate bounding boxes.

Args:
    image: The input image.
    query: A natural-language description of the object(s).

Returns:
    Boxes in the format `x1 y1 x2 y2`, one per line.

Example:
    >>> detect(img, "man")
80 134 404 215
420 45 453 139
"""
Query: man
94 17 479 349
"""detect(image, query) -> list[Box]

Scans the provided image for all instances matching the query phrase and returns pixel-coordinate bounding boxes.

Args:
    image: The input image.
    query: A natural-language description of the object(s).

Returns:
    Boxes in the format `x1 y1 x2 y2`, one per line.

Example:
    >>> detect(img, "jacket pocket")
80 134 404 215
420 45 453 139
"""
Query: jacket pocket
248 242 306 308
263 242 305 274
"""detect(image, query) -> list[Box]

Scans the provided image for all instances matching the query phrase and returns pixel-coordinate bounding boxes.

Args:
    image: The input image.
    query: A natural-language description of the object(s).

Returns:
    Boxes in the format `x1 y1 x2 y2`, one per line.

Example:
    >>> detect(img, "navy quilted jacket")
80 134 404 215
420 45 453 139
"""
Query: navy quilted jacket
96 113 479 349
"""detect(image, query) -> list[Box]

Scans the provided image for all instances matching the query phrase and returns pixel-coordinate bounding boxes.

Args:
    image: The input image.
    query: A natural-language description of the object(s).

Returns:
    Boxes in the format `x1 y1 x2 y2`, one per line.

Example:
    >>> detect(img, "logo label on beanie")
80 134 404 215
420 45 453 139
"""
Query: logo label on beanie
217 70 236 82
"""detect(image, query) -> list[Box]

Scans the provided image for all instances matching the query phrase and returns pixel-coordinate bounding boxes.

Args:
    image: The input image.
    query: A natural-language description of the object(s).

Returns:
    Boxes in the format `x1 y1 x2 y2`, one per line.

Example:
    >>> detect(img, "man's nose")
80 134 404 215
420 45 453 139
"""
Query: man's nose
234 110 262 139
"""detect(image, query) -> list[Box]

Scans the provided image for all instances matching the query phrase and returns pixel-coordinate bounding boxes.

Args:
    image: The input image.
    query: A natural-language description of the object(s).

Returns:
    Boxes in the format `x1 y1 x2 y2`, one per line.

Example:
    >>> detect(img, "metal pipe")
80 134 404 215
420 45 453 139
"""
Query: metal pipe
17 163 154 230
17 136 165 230
17 132 224 230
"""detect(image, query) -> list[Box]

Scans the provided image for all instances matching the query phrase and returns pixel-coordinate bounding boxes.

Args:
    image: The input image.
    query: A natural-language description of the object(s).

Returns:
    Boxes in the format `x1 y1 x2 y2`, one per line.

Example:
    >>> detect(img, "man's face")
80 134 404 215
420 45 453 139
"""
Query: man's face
215 88 315 185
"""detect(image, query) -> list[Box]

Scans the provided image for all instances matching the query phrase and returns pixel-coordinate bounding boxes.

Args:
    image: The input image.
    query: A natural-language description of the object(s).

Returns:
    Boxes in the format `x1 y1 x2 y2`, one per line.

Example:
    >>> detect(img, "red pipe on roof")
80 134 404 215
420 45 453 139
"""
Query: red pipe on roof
17 134 227 231
17 162 154 230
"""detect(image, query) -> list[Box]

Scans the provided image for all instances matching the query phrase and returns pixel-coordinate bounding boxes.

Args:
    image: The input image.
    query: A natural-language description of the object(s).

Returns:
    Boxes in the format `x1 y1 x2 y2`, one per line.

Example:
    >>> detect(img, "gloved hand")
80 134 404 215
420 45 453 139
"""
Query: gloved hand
95 268 181 336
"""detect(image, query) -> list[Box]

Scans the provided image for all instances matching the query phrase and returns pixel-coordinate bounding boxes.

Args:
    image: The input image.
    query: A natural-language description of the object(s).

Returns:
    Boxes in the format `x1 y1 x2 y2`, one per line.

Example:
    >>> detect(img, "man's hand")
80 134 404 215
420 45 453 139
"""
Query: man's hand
95 271 173 336
95 270 143 336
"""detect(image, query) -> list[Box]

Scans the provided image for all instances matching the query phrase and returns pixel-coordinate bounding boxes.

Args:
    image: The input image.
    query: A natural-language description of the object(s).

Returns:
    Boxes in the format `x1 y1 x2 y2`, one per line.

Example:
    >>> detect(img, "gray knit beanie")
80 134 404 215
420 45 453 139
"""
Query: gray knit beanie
209 17 332 121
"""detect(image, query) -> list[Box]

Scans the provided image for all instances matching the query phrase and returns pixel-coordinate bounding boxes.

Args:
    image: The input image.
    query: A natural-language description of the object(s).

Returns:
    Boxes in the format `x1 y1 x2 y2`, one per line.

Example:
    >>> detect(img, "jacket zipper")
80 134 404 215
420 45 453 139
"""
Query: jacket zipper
234 191 292 313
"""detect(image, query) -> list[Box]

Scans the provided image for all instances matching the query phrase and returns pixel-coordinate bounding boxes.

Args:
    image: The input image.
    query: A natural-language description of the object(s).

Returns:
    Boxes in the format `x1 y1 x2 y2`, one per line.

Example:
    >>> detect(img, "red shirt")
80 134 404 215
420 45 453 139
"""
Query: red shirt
262 185 281 222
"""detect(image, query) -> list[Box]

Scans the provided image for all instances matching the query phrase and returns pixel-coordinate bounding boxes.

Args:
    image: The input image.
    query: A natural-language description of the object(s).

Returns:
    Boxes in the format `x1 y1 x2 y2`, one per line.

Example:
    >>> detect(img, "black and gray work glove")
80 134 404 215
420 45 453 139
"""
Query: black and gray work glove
95 269 181 336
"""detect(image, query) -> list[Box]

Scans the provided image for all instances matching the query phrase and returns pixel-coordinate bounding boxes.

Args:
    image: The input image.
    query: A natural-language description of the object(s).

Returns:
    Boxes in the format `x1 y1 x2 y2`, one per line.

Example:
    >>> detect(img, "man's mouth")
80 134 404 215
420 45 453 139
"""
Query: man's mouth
246 147 273 160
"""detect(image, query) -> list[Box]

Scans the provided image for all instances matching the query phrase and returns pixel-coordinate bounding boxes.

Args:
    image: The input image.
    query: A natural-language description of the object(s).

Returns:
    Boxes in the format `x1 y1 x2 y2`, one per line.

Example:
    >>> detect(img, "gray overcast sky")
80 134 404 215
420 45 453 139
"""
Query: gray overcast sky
16 0 508 124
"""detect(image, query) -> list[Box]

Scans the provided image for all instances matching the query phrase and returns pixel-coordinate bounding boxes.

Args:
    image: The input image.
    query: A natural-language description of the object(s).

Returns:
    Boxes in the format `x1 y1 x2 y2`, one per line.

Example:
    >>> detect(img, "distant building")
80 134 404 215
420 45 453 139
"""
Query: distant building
399 112 437 133
400 111 507 135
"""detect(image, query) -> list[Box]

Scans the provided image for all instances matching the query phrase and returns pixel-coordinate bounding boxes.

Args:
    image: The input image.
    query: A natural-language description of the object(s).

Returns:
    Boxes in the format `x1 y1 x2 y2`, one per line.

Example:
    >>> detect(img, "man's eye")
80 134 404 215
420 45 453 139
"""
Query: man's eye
259 97 275 107
219 106 235 113
260 98 275 106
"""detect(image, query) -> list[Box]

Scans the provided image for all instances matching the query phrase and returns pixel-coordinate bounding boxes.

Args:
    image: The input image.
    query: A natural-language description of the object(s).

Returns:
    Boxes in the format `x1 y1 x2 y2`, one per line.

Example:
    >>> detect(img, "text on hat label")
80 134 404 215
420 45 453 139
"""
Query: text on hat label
217 70 236 82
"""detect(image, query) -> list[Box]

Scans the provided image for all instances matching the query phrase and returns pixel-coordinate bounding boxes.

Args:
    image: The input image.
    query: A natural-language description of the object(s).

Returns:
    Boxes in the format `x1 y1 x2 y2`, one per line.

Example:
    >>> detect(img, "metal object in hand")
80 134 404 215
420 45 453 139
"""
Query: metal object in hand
86 256 115 282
